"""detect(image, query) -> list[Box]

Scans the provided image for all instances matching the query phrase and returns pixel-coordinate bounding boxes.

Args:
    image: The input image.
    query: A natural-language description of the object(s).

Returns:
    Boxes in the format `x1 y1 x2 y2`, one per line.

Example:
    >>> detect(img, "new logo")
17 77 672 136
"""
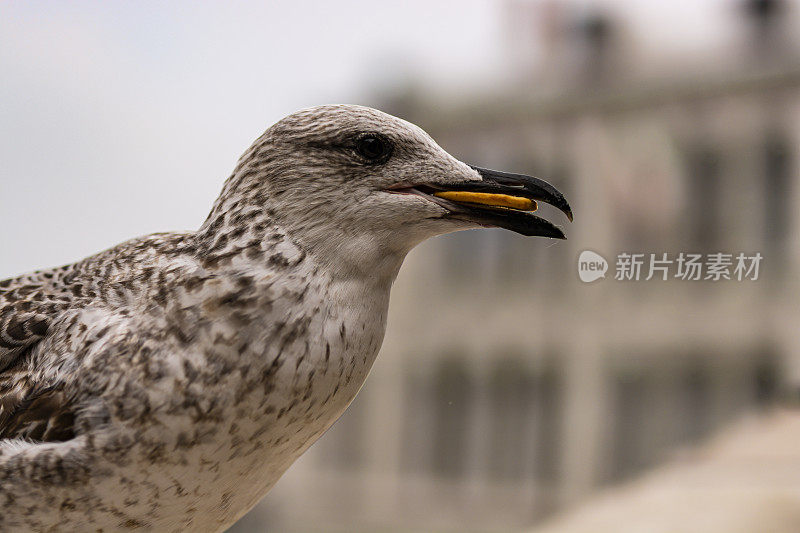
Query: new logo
578 250 608 282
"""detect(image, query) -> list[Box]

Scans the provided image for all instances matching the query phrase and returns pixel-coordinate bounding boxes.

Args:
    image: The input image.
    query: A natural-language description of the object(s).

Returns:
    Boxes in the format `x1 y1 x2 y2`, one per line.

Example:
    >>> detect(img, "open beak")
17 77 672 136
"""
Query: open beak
394 166 572 239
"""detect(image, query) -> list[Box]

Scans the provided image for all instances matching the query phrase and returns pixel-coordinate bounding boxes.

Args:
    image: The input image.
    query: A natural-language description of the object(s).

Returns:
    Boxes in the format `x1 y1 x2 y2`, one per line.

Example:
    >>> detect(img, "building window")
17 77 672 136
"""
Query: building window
432 357 474 478
531 358 562 485
487 358 532 480
763 130 791 273
754 343 779 407
400 369 433 474
684 145 722 251
609 369 650 481
679 357 712 445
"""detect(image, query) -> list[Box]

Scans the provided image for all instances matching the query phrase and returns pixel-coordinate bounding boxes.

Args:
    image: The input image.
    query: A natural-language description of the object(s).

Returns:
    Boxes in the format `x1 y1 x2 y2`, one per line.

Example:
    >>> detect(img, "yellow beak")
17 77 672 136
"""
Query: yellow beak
433 191 537 211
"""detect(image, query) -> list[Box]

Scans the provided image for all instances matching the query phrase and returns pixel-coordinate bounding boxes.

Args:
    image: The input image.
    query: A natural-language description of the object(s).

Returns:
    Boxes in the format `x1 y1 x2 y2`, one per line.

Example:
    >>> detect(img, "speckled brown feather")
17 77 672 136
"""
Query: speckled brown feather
0 268 81 443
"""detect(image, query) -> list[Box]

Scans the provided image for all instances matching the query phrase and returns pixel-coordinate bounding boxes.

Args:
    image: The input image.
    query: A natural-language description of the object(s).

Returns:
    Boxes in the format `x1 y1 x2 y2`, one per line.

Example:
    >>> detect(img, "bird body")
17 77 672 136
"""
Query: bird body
0 105 570 531
1 228 390 530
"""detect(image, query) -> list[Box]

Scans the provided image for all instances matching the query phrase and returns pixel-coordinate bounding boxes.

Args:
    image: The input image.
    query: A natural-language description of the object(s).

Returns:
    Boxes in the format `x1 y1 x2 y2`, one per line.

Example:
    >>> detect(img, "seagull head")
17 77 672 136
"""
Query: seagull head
210 105 572 277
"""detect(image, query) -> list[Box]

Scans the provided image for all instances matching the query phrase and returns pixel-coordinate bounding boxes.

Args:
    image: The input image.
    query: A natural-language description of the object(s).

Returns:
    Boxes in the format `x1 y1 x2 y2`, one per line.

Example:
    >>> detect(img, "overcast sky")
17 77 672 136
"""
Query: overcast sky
0 0 762 277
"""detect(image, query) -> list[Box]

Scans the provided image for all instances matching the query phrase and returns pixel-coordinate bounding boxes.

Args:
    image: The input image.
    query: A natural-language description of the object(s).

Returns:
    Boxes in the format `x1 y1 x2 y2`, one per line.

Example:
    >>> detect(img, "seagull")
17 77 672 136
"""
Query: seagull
0 105 571 532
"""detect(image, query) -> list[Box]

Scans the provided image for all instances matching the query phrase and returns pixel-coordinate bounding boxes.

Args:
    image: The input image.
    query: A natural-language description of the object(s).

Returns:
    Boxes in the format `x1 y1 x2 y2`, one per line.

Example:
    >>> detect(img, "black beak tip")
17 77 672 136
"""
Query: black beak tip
546 188 573 223
545 225 567 240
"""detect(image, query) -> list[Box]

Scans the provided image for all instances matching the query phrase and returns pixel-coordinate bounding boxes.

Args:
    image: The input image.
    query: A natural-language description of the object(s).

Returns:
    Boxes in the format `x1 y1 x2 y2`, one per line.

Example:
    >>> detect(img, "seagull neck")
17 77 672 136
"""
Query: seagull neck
195 213 406 292
197 190 409 287
297 231 408 289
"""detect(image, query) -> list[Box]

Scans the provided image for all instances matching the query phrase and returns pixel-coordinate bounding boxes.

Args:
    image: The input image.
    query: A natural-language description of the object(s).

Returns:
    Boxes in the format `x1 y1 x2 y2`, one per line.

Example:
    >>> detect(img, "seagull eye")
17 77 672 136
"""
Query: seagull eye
355 134 392 163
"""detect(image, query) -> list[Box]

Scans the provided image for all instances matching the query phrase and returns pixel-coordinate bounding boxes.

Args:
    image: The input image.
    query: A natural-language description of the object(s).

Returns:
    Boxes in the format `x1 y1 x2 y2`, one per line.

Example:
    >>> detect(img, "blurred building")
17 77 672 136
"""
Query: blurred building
234 1 800 531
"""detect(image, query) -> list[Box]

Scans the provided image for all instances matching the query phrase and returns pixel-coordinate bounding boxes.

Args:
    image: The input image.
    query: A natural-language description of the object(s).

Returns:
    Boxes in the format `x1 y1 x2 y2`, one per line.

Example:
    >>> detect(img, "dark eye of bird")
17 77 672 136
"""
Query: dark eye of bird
355 134 392 162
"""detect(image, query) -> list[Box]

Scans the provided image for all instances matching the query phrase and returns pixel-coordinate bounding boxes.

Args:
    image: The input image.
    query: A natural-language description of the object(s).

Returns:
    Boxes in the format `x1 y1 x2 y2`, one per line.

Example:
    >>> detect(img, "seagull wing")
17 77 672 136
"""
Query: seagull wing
0 370 75 442
0 269 78 442
0 271 70 371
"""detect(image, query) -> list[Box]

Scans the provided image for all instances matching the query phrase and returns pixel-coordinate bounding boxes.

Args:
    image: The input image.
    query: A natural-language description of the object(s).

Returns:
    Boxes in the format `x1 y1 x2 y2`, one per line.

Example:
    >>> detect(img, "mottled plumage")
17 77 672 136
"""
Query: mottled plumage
0 105 570 532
